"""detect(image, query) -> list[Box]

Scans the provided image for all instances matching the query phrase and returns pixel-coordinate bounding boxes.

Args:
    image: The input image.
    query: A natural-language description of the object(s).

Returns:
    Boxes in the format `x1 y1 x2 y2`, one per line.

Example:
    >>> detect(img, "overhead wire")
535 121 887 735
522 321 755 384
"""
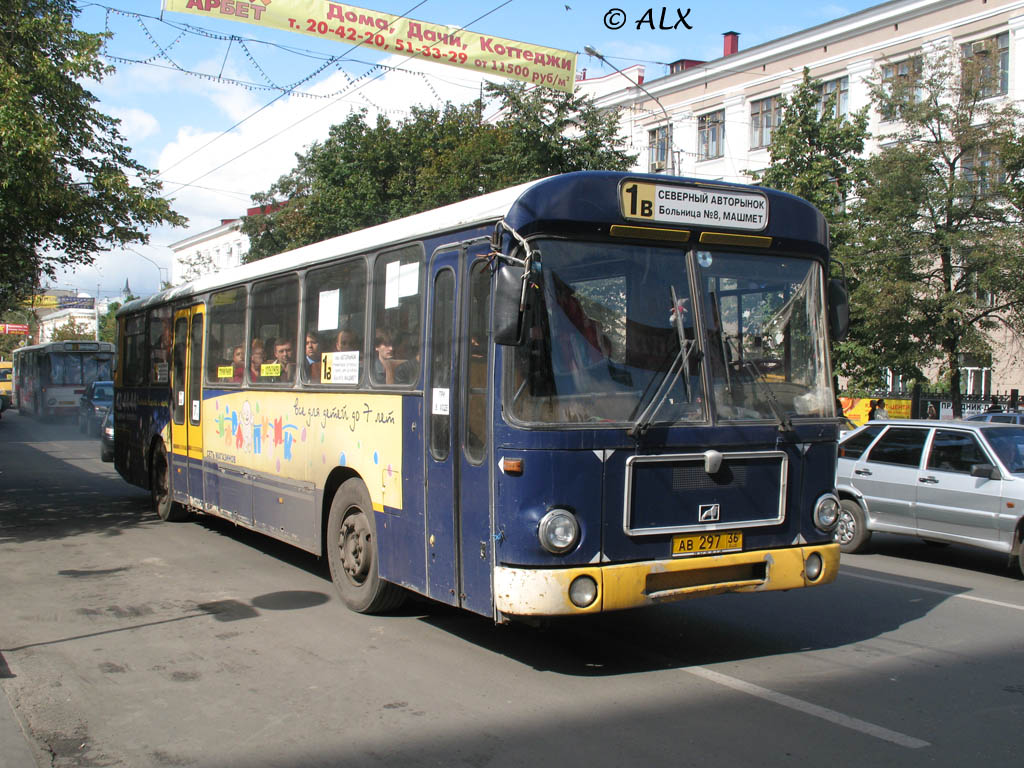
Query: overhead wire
154 0 518 200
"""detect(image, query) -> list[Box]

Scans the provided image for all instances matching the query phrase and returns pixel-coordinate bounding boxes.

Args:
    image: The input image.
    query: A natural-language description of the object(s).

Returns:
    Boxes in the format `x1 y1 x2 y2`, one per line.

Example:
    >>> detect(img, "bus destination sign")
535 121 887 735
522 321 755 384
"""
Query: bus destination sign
620 181 768 231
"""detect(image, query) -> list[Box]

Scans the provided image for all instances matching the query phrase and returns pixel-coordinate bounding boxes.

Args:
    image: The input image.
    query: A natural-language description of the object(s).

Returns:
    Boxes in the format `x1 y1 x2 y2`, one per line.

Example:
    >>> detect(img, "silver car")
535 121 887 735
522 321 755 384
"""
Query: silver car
836 419 1024 576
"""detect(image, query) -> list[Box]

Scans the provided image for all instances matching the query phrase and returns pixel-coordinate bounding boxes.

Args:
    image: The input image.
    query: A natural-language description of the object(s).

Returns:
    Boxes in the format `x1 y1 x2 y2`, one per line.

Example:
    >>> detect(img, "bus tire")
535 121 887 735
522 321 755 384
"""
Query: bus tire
835 498 870 554
327 479 405 614
151 442 189 522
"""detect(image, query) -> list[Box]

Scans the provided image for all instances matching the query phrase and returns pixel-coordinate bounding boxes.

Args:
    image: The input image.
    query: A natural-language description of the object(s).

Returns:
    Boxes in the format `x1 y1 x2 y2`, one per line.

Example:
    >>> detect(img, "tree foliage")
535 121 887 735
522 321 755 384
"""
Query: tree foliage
749 69 869 252
0 0 185 312
49 316 93 341
841 43 1024 414
241 83 635 262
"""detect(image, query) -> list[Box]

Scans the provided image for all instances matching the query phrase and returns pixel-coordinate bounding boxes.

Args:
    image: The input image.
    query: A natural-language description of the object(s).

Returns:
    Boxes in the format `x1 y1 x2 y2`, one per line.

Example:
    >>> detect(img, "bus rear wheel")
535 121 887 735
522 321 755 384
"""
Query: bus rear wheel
151 443 189 522
327 479 405 614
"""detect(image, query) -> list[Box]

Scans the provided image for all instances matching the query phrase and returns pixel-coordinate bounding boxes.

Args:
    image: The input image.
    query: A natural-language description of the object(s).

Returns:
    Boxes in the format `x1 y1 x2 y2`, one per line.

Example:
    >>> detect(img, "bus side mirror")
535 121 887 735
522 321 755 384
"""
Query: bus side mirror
493 265 524 346
828 278 849 342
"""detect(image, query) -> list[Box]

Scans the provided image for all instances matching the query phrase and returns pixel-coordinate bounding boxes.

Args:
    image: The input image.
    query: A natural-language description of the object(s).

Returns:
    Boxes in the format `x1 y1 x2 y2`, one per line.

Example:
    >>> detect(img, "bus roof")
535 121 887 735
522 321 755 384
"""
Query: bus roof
121 171 827 316
12 341 114 355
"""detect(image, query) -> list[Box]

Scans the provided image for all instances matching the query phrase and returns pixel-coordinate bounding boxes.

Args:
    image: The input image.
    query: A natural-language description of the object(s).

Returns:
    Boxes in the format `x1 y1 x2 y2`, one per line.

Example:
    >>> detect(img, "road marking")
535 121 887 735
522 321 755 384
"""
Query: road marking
686 666 930 749
844 571 1024 612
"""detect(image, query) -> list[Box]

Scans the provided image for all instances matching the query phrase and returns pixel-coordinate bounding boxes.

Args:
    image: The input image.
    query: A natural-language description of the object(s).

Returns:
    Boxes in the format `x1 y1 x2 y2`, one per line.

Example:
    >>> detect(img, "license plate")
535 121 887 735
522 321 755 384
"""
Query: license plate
671 531 743 557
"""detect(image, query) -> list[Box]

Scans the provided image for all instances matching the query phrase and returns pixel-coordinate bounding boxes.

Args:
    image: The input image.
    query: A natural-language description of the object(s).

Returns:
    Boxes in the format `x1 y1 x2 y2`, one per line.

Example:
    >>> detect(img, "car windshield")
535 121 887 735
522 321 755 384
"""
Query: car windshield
506 239 833 426
93 385 113 400
982 426 1024 473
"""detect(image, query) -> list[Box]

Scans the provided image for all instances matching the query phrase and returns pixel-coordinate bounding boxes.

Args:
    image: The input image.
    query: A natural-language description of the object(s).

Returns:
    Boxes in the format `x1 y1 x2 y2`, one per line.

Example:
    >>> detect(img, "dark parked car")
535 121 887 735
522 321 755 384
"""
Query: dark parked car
836 420 1024 576
78 380 113 436
100 409 114 463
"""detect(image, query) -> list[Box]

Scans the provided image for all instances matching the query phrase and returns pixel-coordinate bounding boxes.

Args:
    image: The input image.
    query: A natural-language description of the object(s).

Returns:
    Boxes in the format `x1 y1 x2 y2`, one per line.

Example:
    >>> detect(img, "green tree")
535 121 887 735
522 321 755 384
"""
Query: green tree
0 0 185 312
242 86 634 262
748 69 869 252
49 316 92 341
845 43 1024 415
98 301 121 344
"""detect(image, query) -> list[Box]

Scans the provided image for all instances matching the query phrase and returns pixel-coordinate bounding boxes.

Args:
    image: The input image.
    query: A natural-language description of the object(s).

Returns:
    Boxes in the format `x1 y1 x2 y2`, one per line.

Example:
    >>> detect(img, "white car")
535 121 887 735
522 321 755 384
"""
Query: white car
836 419 1024 576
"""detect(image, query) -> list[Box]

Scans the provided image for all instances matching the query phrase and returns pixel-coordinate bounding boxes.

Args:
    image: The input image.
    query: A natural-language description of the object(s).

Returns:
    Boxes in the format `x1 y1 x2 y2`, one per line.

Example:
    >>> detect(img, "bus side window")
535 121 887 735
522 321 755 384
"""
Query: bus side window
148 307 172 384
371 245 422 387
303 258 367 385
464 260 490 463
208 288 247 385
250 276 299 384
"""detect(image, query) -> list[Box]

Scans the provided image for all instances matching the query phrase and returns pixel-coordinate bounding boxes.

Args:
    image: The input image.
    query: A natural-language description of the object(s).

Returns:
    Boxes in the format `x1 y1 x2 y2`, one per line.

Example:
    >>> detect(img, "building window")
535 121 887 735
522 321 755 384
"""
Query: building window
648 126 669 172
961 32 1009 98
749 96 781 150
881 56 923 119
817 76 849 118
698 110 724 160
961 144 1002 196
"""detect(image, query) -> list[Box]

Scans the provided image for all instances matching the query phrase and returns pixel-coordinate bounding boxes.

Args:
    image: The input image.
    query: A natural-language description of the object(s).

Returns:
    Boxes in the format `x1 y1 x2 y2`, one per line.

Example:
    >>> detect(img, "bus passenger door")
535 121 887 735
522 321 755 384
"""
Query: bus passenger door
457 249 494 616
424 249 460 606
170 305 205 506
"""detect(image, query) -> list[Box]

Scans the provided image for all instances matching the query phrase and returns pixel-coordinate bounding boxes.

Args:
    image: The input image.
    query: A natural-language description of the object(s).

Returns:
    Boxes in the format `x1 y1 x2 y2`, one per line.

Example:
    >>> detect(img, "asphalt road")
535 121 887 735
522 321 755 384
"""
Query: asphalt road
1 409 1022 767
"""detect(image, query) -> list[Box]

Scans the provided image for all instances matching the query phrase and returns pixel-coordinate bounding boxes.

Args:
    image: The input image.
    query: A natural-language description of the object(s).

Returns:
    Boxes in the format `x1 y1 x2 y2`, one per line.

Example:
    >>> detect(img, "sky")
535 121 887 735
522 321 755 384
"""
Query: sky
60 0 882 300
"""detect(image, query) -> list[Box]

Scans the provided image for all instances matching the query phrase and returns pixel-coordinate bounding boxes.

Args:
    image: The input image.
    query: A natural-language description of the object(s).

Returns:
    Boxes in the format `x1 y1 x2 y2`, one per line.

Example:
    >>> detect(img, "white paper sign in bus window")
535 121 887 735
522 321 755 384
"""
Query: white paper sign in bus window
318 288 340 331
432 387 450 415
620 181 768 231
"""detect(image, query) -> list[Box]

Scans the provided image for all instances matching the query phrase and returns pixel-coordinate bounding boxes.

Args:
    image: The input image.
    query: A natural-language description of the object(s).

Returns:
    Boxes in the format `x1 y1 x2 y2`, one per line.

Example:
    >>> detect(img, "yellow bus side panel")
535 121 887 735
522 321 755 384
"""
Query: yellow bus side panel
202 391 404 511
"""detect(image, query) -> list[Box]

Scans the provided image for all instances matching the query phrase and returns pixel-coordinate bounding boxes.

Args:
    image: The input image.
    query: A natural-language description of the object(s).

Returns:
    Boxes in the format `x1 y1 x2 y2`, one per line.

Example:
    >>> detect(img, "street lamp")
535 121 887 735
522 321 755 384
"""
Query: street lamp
584 45 675 175
128 248 169 293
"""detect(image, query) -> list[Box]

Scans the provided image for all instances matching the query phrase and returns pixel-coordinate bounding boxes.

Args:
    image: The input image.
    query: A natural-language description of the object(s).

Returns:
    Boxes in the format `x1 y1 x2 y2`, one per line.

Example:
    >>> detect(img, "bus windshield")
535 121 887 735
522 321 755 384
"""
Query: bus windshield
507 240 833 426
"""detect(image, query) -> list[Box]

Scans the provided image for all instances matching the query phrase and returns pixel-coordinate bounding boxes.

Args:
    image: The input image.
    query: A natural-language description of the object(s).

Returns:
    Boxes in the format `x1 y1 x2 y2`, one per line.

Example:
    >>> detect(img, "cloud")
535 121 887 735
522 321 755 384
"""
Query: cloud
106 106 161 142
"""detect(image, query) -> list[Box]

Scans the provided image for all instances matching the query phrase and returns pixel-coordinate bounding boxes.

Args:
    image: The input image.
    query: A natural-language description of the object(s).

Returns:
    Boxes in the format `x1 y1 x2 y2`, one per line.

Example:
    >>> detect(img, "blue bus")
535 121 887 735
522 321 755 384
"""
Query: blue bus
114 171 848 620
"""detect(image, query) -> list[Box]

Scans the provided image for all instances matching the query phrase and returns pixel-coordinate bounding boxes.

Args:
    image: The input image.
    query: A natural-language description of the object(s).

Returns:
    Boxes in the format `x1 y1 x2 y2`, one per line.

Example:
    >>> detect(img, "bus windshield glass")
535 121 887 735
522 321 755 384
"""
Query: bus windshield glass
507 240 833 426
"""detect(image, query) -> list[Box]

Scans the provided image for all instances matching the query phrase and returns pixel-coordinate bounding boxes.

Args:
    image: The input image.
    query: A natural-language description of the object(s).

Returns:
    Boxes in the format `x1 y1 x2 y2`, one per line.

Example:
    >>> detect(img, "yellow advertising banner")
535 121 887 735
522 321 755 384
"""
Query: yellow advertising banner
161 0 577 92
839 397 911 426
21 295 59 309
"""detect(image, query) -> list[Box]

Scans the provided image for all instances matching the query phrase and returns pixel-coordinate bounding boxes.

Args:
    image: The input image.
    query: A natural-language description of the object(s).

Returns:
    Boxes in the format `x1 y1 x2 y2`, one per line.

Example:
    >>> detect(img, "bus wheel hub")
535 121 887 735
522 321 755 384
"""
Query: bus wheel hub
340 514 371 583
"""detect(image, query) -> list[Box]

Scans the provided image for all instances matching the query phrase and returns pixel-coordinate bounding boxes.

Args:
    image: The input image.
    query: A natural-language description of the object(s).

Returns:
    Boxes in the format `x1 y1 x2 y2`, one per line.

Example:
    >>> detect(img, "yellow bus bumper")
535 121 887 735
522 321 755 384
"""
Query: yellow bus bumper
494 543 839 616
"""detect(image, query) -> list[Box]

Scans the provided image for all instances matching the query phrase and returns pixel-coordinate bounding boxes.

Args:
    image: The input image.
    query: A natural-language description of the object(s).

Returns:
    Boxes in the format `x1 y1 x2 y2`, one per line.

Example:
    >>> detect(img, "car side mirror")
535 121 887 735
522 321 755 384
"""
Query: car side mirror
970 463 1000 480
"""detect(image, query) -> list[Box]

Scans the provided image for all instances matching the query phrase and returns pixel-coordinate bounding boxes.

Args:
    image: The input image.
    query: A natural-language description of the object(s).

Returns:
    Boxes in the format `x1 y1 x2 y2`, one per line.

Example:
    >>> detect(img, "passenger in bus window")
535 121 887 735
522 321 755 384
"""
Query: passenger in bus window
304 332 321 382
394 334 419 384
336 327 360 352
232 346 244 383
271 337 295 381
249 339 264 381
374 328 401 384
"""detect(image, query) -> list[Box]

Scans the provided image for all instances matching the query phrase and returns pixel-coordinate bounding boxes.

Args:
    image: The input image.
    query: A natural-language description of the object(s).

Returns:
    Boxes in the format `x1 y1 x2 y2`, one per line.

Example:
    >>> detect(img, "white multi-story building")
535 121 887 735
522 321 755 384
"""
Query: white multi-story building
589 0 1024 394
37 308 97 342
168 215 250 286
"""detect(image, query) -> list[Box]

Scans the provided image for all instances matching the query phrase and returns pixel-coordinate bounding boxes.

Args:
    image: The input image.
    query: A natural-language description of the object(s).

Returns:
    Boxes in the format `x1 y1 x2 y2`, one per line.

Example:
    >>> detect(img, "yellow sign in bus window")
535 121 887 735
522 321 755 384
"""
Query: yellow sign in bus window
217 366 234 379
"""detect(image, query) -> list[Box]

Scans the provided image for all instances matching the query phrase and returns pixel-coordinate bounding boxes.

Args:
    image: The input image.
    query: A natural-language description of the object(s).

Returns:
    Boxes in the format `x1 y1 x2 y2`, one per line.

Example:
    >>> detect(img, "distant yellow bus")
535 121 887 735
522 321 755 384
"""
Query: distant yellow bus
0 361 11 414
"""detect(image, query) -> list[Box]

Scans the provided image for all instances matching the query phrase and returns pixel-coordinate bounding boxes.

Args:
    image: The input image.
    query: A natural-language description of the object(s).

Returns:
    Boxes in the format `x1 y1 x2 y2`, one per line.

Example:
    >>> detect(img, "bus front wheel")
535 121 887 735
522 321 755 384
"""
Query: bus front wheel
327 479 405 614
151 443 189 522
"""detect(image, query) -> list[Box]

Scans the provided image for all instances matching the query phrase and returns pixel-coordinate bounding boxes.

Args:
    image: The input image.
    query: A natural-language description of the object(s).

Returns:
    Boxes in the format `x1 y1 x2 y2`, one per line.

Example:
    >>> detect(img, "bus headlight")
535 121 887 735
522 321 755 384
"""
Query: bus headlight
813 493 841 532
538 508 580 554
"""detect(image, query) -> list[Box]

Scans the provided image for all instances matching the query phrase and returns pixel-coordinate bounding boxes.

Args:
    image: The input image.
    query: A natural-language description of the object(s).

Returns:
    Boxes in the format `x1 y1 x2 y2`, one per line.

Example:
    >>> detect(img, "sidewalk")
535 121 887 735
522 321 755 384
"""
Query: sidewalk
0 677 38 768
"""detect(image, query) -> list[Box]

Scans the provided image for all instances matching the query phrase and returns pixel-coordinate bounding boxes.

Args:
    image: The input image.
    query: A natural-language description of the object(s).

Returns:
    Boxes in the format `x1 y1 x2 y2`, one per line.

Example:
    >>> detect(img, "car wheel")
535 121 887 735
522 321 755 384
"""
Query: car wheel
326 479 405 614
101 448 113 463
834 499 871 554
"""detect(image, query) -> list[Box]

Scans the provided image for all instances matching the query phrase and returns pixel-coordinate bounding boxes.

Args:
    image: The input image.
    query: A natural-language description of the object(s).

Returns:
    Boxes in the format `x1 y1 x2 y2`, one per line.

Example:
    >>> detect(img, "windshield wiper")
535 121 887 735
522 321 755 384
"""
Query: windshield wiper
741 358 793 432
628 286 701 438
